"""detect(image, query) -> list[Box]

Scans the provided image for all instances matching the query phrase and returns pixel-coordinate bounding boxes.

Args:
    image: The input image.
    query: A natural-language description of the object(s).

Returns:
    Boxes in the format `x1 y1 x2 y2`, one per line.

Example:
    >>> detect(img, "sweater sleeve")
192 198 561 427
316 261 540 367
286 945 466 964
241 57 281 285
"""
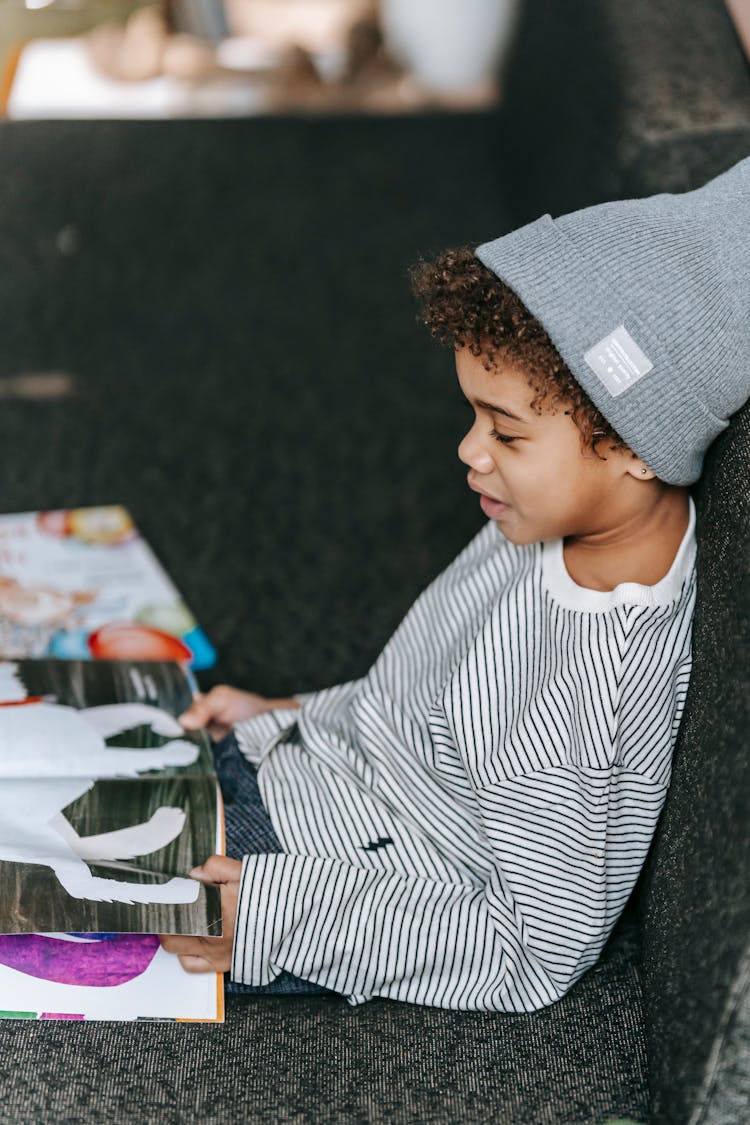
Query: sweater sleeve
234 679 365 767
231 763 667 1010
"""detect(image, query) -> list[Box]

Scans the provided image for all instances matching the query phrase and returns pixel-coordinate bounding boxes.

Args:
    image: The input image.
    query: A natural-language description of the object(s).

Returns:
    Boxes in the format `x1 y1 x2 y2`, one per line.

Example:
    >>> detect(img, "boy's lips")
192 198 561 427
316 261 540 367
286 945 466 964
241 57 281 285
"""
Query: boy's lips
467 480 510 517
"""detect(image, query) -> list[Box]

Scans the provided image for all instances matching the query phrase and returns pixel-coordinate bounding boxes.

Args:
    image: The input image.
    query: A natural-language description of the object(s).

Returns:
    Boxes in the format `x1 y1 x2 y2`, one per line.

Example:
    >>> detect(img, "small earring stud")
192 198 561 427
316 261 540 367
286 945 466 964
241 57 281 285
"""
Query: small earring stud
641 468 648 475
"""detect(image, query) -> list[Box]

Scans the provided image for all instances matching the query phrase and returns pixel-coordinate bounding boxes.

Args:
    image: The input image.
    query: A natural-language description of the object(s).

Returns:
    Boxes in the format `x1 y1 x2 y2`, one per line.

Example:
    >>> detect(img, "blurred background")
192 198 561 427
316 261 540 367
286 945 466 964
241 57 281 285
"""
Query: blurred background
1 0 521 116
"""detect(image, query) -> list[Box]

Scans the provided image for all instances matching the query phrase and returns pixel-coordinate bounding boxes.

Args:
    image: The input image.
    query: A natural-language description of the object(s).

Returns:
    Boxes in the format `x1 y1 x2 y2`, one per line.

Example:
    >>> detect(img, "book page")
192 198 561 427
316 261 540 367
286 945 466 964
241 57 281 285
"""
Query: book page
0 660 221 936
0 784 225 1021
0 935 224 1022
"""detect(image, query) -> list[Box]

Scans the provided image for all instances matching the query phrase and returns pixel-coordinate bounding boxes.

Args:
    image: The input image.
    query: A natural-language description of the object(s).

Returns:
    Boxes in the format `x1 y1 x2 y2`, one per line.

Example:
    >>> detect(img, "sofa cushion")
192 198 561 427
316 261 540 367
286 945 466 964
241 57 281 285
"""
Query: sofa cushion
0 920 646 1125
637 399 750 1125
499 0 750 220
688 936 750 1125
0 114 509 694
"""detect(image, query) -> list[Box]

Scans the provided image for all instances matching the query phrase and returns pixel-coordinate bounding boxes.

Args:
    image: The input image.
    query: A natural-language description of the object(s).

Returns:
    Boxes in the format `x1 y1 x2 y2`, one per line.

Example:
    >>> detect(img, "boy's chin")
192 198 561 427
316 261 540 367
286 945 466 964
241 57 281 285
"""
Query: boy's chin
494 518 542 547
493 517 520 541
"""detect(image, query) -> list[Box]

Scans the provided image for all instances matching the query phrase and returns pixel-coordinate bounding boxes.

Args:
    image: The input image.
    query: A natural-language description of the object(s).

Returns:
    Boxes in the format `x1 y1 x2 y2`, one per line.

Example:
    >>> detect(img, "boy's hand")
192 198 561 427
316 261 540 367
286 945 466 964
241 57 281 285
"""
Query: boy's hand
159 855 242 973
179 685 300 741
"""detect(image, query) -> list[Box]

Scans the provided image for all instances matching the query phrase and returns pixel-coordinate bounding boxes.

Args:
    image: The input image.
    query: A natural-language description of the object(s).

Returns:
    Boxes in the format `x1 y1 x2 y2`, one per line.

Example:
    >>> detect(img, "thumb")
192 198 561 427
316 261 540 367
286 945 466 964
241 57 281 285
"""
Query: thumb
190 855 242 884
179 692 211 729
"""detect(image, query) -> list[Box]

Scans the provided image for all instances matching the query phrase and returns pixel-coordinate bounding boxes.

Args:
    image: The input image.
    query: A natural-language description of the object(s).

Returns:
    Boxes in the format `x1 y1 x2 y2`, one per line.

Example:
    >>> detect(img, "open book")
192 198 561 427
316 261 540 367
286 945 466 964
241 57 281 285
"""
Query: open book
0 658 224 1022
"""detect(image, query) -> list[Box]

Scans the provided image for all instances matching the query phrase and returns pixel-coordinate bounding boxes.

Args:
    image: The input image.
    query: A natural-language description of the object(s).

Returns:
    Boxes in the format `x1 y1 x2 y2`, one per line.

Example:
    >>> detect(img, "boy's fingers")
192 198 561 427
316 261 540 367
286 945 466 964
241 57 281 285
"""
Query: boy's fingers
159 933 201 954
178 954 217 974
179 686 236 730
190 855 243 884
159 933 231 973
180 699 225 731
159 933 222 954
179 697 209 728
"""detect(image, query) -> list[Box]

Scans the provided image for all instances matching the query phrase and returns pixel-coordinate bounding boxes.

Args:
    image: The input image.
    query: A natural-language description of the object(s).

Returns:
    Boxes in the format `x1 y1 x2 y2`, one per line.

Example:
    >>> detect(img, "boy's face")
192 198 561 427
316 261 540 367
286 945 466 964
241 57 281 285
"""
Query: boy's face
455 347 645 546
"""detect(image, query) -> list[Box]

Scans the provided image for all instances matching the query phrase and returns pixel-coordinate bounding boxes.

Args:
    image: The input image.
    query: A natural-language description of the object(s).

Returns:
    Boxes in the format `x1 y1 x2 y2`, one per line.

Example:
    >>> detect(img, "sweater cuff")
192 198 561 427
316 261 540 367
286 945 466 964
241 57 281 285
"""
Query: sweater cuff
230 852 369 1002
233 707 300 766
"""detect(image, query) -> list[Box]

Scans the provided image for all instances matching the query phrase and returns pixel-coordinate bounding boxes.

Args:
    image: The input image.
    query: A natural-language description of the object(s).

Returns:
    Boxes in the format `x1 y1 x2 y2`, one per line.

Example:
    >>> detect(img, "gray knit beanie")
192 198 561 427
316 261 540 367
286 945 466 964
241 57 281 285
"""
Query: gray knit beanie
476 157 750 484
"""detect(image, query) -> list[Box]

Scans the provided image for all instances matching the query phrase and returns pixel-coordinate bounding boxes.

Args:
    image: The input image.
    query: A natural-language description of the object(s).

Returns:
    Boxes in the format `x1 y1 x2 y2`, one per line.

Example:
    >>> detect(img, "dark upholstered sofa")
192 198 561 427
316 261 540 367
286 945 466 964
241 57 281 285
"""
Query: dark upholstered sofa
0 1 747 1122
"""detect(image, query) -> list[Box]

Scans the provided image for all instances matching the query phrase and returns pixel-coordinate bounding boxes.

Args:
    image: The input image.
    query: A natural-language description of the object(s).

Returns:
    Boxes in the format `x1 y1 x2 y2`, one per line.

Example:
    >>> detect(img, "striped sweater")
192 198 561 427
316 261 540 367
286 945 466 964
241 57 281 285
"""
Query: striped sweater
233 498 697 1011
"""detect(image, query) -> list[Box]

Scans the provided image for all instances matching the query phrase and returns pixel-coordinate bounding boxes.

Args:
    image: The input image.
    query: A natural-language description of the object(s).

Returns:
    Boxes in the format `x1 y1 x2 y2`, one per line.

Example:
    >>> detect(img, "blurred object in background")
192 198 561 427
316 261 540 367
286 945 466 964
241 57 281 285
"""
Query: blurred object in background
85 4 219 82
0 0 150 113
225 0 372 75
379 0 520 102
1 0 516 117
170 0 229 39
725 0 750 59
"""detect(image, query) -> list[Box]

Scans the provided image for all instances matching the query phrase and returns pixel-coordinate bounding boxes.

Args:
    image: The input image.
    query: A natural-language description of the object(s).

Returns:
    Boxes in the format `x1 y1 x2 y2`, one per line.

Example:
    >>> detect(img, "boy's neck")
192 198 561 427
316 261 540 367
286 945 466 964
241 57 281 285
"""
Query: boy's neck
562 486 691 591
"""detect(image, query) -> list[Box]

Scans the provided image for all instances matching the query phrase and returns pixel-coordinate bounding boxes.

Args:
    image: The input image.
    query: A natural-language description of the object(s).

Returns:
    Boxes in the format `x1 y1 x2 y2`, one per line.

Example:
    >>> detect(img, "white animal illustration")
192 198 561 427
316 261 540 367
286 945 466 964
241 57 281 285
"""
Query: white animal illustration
0 682 201 905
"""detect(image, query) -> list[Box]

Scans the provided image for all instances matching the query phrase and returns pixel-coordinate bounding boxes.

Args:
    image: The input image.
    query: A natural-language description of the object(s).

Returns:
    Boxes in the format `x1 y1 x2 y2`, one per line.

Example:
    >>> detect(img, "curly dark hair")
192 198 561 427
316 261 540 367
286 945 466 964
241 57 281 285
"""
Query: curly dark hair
410 247 627 457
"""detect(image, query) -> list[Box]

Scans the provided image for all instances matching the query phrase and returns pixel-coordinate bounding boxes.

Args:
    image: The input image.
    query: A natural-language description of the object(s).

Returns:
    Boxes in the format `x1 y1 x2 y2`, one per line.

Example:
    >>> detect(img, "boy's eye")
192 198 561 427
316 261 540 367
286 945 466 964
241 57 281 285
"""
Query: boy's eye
489 428 517 445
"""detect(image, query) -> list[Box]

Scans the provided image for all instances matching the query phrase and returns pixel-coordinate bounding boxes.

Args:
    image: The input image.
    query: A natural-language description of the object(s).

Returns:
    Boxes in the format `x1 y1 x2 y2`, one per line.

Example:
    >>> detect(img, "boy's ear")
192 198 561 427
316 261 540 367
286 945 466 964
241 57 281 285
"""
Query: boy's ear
623 452 655 480
601 442 655 480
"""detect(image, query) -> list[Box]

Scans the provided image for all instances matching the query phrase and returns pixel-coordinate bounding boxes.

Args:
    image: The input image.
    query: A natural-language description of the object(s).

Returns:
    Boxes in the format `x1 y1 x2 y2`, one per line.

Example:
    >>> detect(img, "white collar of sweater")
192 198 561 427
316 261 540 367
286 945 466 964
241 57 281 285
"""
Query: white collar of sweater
539 495 696 612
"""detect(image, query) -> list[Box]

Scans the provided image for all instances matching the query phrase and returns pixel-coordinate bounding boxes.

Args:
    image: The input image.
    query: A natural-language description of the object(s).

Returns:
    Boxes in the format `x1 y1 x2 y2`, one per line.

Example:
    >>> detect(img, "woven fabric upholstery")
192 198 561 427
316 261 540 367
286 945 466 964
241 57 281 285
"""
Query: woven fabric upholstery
637 400 750 1125
0 923 645 1125
688 937 750 1125
499 0 750 221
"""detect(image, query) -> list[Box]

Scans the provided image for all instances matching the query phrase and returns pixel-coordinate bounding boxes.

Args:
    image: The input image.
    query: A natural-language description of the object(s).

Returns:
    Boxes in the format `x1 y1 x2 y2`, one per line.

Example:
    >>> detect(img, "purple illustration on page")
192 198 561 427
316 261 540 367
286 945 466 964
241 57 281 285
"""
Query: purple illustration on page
0 933 159 987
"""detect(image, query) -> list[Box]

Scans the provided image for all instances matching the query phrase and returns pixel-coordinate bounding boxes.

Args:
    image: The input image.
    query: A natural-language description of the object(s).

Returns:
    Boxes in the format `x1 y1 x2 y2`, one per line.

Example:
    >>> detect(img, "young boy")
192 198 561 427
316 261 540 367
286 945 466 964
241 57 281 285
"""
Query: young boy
161 157 749 1011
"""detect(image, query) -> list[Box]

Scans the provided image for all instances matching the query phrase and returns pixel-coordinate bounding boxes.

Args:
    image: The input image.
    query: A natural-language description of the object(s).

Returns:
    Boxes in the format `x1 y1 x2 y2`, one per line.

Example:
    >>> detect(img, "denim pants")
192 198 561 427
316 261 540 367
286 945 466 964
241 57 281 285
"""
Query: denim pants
213 733 333 996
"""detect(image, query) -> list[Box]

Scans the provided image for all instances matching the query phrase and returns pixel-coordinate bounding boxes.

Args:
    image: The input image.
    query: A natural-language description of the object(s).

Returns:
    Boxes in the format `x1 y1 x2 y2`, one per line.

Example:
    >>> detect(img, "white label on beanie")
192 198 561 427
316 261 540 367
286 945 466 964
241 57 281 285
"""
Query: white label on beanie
584 325 653 396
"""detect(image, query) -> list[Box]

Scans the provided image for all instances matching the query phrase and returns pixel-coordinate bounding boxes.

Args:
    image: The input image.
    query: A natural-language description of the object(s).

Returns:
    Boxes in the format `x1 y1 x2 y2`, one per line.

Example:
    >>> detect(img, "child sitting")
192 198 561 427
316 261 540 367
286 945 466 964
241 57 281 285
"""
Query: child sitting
161 156 749 1010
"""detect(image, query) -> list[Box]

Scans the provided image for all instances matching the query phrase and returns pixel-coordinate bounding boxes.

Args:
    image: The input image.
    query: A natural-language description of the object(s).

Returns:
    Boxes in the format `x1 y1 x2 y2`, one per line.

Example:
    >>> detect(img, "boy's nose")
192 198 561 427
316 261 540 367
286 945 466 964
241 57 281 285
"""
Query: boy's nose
458 429 494 473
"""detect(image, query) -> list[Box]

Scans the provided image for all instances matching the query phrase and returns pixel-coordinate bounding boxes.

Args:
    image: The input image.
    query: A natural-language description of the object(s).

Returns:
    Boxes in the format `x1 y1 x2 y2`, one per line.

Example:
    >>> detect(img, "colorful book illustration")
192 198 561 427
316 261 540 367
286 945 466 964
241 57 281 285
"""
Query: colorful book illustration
0 658 224 1022
0 933 223 1022
0 506 215 671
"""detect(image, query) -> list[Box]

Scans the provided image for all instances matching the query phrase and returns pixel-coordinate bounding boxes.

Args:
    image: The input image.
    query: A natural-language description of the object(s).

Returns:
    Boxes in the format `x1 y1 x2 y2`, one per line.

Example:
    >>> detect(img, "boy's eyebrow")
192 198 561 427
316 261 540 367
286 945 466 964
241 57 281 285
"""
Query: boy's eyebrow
473 398 528 423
